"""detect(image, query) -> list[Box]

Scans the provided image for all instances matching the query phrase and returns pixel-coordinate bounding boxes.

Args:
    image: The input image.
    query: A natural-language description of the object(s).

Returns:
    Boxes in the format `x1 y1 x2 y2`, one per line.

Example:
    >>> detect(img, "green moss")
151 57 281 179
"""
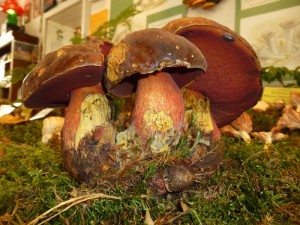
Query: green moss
248 108 282 132
0 120 42 144
0 142 74 220
0 110 299 224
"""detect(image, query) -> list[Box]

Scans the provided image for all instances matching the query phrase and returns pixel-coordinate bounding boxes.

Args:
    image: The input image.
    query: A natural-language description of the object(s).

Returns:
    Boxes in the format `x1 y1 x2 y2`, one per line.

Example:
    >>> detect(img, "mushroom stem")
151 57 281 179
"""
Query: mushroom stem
62 84 116 183
184 88 221 143
63 84 105 150
130 71 184 153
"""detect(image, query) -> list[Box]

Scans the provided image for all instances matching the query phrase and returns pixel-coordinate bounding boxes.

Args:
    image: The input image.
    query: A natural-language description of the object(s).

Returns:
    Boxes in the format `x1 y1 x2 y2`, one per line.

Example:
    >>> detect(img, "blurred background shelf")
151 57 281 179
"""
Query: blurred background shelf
0 30 38 102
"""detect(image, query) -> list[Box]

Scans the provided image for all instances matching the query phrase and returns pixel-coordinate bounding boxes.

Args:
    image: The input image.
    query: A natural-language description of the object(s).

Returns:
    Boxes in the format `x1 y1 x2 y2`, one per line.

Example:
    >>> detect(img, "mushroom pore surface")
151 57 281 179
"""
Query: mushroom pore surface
163 17 262 127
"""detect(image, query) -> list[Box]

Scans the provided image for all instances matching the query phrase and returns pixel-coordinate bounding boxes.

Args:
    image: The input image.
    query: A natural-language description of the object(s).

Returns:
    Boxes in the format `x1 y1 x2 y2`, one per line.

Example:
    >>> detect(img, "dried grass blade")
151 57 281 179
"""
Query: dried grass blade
27 193 121 225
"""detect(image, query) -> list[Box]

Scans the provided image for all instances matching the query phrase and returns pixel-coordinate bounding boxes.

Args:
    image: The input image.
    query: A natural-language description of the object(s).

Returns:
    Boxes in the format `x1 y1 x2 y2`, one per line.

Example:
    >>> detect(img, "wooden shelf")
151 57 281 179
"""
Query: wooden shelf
0 31 38 102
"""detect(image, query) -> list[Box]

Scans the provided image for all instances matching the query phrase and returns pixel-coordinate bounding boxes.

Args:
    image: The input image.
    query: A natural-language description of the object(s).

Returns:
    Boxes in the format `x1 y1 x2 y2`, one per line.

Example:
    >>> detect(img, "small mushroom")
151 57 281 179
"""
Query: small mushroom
270 99 286 110
252 99 285 112
163 17 262 128
21 40 117 183
276 105 300 130
220 111 253 143
252 100 271 112
251 130 288 150
105 28 207 153
290 92 300 113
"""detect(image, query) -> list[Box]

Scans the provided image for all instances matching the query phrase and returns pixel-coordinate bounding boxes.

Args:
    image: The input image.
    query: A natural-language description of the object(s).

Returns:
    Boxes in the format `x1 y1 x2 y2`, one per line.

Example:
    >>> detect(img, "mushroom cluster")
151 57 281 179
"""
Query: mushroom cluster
21 17 262 196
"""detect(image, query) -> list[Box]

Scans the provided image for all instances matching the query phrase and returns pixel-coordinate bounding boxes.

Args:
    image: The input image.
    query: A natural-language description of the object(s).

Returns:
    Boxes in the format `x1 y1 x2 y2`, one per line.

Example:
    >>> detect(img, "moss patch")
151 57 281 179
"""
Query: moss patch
0 110 299 224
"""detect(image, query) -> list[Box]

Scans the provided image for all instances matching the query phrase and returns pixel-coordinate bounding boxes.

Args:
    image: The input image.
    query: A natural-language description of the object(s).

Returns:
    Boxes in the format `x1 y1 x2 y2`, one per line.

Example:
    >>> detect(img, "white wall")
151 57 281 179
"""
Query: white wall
44 20 74 53
187 0 236 30
110 0 236 43
24 0 237 53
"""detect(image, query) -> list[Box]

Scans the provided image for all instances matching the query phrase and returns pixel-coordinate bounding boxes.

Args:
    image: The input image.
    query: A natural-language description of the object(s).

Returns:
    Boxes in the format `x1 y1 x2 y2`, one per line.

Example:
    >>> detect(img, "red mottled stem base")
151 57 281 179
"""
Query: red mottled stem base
62 84 104 153
130 71 185 152
62 84 117 183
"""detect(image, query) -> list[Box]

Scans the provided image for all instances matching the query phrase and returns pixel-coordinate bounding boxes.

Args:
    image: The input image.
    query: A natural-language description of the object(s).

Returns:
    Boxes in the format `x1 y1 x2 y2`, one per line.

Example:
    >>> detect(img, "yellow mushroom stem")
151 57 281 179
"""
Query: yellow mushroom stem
184 88 221 144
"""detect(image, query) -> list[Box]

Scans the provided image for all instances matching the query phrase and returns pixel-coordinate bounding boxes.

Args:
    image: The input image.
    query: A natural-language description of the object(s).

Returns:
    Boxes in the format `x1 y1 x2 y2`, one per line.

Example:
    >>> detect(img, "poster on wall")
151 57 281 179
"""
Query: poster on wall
237 0 300 70
240 5 300 69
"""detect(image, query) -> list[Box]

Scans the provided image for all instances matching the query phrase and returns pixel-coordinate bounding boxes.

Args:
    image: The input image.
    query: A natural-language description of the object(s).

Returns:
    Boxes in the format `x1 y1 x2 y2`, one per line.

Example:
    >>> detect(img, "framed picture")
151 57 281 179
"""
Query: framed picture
14 41 38 63
236 0 300 69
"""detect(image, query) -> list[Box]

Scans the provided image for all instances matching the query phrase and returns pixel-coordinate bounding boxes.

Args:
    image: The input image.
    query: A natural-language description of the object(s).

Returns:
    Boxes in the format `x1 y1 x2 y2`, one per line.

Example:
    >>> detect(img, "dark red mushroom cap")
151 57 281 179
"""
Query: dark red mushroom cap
163 17 262 127
22 41 112 108
105 28 207 97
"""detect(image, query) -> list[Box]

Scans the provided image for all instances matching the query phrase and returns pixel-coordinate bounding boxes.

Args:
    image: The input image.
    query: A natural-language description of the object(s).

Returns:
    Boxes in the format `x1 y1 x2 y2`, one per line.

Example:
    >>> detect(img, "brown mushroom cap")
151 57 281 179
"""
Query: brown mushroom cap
163 17 262 127
105 28 207 97
22 41 112 108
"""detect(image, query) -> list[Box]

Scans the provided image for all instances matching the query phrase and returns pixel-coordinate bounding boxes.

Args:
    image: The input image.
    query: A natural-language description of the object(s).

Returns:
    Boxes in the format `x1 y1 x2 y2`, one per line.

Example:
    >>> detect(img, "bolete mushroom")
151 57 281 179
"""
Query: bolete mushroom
163 17 262 127
21 40 117 184
105 28 207 153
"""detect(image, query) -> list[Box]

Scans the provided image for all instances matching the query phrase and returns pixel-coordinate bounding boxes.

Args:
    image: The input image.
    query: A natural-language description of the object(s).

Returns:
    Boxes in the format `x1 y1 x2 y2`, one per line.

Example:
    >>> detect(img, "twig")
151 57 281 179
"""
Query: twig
242 150 268 165
190 209 203 225
272 200 297 219
165 211 188 224
7 200 20 225
27 193 121 225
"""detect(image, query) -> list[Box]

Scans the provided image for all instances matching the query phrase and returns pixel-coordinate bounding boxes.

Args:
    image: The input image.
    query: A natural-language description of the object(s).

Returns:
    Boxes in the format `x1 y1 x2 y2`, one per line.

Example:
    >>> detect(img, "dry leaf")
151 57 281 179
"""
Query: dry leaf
69 187 78 198
277 105 300 130
144 209 154 225
290 92 300 113
0 213 12 222
180 200 190 212
0 114 28 124
220 112 253 143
